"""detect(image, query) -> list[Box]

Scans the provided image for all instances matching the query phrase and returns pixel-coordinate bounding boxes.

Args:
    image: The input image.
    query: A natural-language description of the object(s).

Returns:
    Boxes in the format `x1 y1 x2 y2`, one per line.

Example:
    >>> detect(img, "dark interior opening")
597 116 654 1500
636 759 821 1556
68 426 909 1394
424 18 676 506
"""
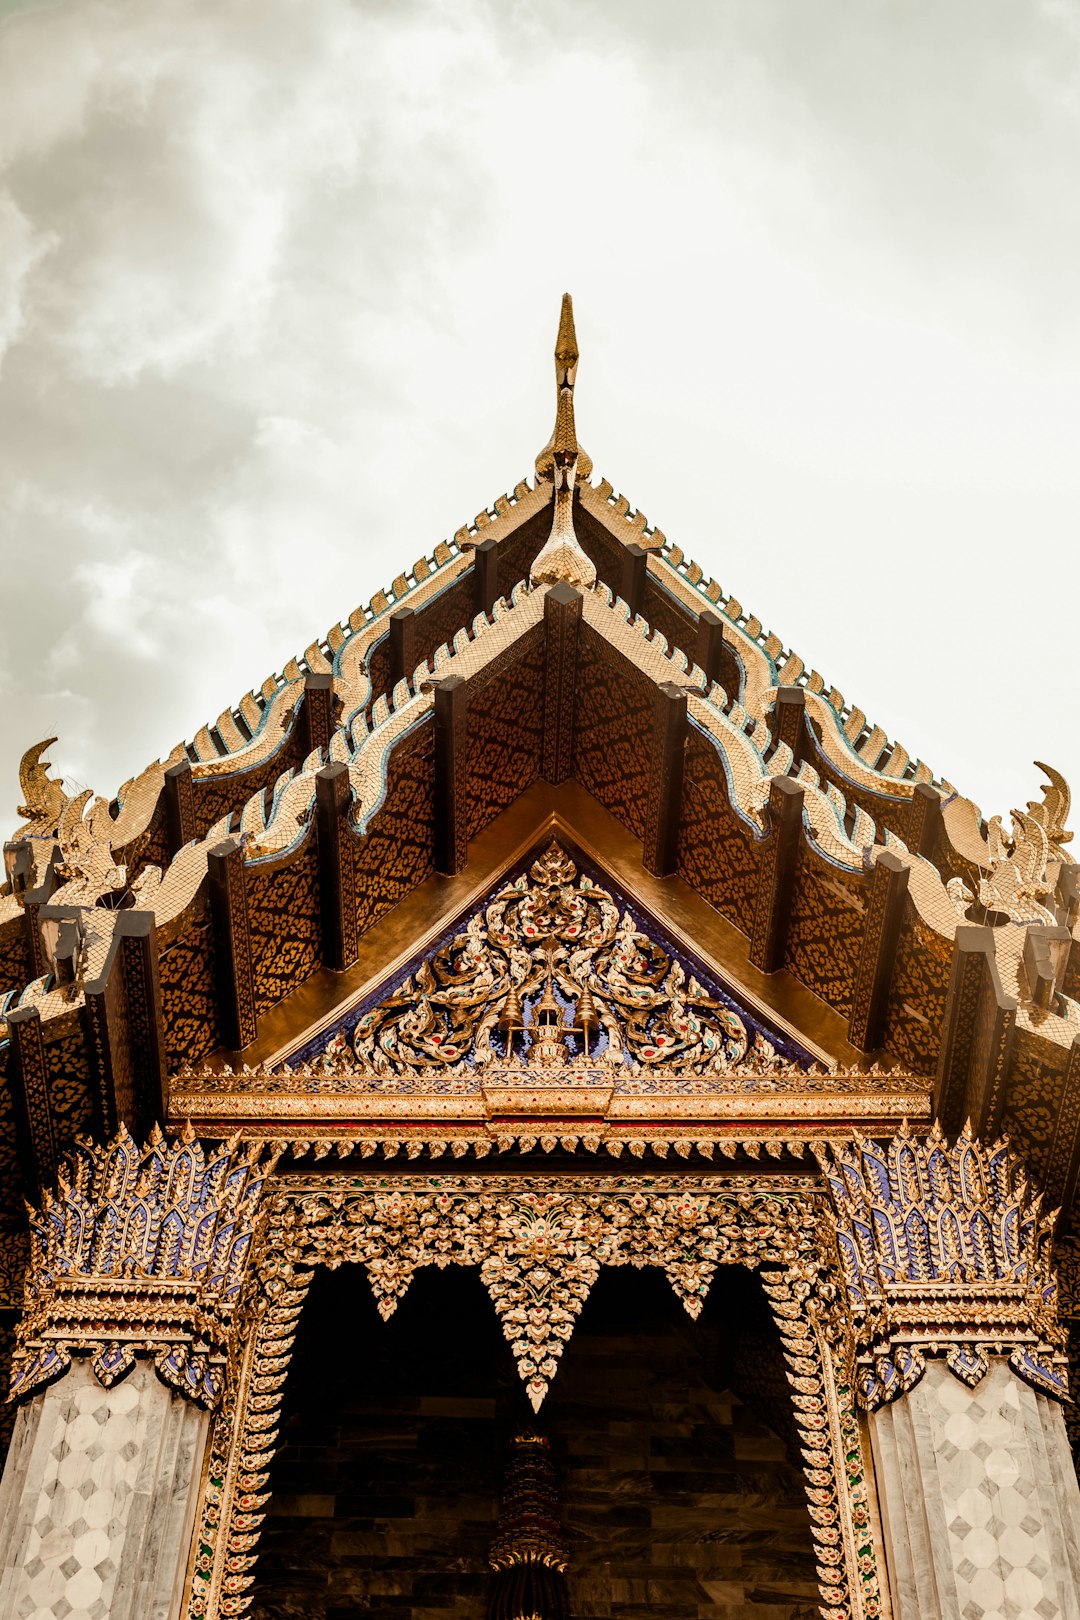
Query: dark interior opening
249 1261 819 1619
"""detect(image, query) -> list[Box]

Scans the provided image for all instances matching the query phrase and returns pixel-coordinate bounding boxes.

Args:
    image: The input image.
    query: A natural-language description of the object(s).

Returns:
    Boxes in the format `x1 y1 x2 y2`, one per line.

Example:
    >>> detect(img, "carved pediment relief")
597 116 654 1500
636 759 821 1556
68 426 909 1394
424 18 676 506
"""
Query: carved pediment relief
283 841 815 1093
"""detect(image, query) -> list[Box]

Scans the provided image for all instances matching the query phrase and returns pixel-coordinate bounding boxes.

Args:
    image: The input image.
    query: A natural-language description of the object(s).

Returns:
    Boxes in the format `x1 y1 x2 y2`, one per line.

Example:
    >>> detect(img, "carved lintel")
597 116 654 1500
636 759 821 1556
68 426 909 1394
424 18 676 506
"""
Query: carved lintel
773 686 806 762
163 759 195 856
302 671 335 758
619 542 647 620
643 681 687 878
848 852 909 1052
388 608 417 692
749 778 804 974
434 675 468 876
473 537 500 619
934 925 1016 1140
541 582 581 785
6 1002 56 1187
207 838 257 1051
907 780 942 858
315 762 359 971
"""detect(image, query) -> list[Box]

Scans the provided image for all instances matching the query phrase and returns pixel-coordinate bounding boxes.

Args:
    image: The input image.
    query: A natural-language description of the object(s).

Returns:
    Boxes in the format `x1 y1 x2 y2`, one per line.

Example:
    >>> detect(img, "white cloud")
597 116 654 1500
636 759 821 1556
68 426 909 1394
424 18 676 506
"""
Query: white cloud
0 0 1078 824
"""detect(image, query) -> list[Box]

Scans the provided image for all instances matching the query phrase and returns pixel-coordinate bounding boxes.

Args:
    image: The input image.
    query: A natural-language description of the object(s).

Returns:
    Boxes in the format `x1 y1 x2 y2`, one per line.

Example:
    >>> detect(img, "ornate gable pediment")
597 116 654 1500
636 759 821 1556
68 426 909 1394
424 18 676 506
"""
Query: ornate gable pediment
285 840 816 1092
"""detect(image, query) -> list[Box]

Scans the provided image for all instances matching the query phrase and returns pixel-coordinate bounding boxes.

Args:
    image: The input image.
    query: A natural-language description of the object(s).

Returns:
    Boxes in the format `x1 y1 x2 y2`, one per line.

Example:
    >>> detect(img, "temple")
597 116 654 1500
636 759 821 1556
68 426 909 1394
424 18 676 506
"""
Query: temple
1 296 1079 1620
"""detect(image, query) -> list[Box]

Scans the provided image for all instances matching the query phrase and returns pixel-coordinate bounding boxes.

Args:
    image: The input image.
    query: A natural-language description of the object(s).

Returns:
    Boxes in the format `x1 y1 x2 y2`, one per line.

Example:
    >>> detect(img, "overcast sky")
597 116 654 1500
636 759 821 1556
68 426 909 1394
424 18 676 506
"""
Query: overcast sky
1 0 1078 829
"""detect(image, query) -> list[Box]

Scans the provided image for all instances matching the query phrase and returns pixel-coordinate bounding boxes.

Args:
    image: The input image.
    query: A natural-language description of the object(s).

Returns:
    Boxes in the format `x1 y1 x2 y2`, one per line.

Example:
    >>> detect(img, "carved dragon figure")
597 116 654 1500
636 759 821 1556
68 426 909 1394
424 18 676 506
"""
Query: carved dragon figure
945 764 1074 926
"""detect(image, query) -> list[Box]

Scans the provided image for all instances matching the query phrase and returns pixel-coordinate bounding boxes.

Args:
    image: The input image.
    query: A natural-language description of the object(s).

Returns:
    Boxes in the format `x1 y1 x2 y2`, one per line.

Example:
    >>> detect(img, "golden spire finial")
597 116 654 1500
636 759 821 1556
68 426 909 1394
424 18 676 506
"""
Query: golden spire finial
554 291 578 385
531 294 596 589
534 293 593 487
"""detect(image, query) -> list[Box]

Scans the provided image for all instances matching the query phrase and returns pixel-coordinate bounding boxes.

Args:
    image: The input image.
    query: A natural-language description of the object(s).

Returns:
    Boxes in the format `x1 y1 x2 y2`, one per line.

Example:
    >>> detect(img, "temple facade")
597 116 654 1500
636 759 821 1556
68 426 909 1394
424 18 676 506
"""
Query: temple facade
1 297 1079 1619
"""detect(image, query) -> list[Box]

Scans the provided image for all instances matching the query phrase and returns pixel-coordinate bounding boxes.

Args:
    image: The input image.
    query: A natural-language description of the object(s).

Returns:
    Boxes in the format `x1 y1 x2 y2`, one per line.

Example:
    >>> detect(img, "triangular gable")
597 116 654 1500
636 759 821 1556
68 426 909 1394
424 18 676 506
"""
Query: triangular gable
282 838 816 1090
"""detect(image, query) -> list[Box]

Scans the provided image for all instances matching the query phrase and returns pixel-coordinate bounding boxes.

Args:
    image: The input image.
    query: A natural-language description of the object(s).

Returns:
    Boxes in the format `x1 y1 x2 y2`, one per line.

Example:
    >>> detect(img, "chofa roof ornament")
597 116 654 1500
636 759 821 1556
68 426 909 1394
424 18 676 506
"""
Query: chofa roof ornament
530 293 597 590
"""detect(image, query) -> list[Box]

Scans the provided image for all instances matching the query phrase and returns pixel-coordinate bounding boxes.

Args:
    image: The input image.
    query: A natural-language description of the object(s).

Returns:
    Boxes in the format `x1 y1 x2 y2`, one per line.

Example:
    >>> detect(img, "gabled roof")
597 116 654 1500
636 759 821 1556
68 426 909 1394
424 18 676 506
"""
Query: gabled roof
1 297 1078 1225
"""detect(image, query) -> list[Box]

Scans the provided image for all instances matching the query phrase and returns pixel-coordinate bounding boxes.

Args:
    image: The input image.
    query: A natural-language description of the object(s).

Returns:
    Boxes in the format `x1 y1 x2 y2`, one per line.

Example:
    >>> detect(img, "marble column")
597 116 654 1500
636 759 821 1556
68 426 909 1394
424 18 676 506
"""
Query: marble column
0 1360 208 1620
870 1359 1080 1620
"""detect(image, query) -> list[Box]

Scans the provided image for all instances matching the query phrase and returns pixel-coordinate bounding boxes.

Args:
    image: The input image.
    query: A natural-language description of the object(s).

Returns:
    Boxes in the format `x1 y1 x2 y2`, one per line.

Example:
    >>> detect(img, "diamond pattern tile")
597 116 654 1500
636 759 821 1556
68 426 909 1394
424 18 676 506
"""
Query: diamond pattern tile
0 1359 207 1620
916 1361 1080 1620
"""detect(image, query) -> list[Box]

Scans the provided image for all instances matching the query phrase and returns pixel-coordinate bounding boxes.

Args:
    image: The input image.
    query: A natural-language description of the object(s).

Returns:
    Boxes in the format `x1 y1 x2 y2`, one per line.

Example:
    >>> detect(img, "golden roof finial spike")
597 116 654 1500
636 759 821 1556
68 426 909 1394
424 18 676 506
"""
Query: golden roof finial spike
531 294 597 589
554 291 579 386
535 293 593 487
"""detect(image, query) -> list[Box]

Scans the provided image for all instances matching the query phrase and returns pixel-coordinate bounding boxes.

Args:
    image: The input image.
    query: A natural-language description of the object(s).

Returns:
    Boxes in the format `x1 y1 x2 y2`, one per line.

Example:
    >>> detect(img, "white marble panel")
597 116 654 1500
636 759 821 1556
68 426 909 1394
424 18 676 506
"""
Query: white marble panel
0 1360 208 1620
870 1358 1080 1620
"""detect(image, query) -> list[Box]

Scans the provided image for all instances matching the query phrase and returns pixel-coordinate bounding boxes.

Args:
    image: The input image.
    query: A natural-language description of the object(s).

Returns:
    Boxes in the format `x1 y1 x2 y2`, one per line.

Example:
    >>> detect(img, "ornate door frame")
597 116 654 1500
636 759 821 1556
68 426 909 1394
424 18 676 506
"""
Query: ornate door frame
184 1167 884 1620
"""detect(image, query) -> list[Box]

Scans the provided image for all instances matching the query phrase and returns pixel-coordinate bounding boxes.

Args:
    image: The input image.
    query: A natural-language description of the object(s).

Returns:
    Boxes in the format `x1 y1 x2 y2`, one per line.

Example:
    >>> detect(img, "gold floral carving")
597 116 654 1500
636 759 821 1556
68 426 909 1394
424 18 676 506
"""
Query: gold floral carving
822 1122 1066 1409
319 843 783 1084
185 1172 883 1620
10 1124 278 1409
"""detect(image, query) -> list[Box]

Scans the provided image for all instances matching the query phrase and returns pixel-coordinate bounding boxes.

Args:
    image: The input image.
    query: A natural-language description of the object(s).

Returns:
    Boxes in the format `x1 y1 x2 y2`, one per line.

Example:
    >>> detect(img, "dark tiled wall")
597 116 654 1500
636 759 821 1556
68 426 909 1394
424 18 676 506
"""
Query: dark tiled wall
249 1265 817 1620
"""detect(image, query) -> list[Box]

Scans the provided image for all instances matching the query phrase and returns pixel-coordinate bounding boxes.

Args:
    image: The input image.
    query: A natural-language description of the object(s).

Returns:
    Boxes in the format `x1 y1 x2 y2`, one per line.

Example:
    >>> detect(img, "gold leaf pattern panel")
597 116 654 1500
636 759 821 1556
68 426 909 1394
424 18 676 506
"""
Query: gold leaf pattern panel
0 916 30 1000
354 720 435 936
42 1010 94 1146
785 845 866 1020
677 728 762 933
247 835 321 1016
466 624 545 840
160 918 221 1070
572 622 652 842
880 911 950 1075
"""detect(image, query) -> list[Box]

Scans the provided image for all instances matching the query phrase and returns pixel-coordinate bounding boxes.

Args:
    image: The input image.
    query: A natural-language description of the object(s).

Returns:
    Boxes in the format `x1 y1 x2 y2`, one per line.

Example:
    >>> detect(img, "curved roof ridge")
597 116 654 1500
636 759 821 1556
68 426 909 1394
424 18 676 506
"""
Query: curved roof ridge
578 472 949 803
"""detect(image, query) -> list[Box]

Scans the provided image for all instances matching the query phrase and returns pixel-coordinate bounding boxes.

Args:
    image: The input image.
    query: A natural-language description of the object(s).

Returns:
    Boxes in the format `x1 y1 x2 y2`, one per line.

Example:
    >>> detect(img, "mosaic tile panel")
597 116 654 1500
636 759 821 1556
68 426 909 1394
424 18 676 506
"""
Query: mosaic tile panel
0 1359 208 1620
871 1358 1080 1620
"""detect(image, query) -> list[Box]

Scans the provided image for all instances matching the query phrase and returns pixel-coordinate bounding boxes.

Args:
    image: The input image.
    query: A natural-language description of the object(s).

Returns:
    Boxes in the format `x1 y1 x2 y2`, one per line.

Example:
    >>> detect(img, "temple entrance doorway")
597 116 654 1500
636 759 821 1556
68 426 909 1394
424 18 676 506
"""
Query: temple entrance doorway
248 1263 819 1619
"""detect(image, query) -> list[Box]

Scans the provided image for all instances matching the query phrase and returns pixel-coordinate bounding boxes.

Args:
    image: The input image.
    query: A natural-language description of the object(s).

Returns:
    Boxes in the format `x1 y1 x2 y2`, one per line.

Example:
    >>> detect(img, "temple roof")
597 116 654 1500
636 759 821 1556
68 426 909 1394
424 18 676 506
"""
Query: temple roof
1 295 1078 1228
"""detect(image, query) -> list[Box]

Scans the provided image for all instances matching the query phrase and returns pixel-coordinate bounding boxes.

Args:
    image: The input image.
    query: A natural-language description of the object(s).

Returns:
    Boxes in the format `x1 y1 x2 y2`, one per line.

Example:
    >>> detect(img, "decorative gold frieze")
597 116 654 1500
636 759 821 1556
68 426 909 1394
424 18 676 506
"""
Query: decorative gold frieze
318 843 786 1084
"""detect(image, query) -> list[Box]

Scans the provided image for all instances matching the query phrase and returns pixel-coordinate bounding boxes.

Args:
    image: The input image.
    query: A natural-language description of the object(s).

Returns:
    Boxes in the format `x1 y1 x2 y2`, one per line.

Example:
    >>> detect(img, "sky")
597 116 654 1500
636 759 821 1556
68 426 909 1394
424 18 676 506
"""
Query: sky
0 0 1078 827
